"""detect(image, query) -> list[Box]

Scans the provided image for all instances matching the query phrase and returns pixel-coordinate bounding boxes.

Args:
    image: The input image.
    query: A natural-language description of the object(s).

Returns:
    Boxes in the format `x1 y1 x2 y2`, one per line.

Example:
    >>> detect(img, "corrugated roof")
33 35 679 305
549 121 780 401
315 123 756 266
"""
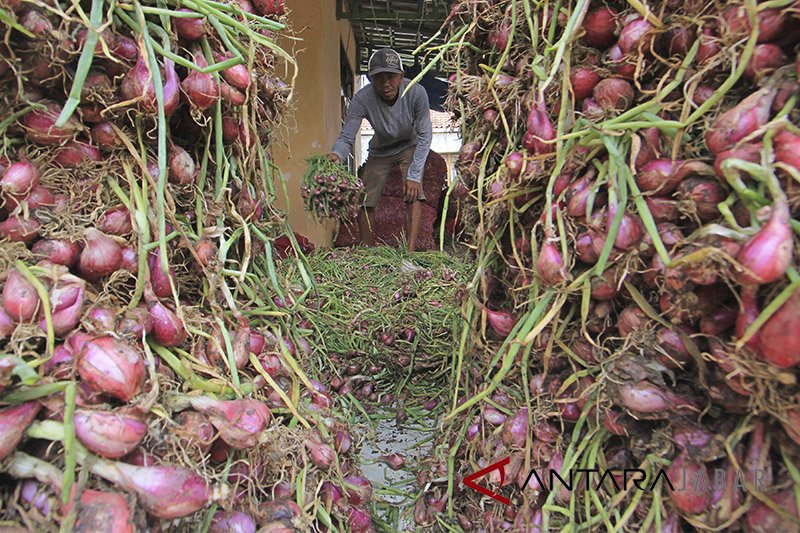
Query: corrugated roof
336 0 451 74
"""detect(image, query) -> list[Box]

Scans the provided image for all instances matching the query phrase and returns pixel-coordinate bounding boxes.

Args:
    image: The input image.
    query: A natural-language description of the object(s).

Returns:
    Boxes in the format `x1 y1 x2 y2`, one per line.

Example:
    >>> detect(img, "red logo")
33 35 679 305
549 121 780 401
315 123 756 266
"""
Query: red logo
463 457 510 505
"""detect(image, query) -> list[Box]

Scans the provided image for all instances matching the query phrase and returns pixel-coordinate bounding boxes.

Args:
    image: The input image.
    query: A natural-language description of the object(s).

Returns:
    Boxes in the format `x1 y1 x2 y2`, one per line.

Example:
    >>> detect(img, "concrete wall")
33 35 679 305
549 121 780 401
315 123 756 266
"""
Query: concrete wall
272 1 358 248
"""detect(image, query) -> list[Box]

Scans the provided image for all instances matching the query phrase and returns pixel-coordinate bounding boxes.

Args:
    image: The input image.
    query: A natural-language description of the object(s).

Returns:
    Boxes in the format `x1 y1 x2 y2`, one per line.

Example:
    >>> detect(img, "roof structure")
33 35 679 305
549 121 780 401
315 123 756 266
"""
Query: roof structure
336 0 452 74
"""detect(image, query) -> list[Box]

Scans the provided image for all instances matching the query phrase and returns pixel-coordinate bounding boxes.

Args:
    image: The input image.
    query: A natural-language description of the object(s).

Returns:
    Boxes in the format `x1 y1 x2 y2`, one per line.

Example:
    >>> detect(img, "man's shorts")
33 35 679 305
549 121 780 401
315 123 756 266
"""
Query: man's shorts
360 145 426 208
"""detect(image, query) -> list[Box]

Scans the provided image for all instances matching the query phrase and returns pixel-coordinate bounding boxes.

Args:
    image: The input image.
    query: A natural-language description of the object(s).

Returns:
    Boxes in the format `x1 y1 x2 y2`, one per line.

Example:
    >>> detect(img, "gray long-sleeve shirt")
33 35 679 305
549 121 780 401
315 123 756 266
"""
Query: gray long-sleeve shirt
332 79 433 183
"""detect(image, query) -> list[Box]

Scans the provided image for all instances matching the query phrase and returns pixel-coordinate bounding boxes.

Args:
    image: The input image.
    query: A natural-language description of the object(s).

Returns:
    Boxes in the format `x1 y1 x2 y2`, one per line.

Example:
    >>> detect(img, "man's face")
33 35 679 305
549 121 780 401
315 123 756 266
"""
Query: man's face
373 72 403 103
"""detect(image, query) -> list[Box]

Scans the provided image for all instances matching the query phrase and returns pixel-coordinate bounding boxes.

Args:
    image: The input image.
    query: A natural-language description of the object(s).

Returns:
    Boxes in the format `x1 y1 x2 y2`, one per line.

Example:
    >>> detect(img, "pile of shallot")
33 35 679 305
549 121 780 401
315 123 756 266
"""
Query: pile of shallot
0 0 379 531
418 0 800 530
301 154 365 222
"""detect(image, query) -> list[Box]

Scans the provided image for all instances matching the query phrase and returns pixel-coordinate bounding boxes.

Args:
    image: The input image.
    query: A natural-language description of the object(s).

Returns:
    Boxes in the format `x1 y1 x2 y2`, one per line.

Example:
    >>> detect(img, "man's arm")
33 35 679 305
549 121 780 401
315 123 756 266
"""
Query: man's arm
330 95 367 163
405 87 433 183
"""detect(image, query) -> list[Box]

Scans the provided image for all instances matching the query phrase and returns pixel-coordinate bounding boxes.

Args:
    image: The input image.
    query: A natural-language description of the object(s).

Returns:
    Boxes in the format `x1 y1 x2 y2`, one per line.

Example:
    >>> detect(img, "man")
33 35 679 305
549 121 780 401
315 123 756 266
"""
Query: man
328 48 433 252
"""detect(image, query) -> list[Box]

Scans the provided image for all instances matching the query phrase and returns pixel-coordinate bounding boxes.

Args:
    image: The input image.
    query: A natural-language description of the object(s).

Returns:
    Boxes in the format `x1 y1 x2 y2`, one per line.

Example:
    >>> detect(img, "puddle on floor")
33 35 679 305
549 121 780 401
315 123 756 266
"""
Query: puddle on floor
357 410 436 531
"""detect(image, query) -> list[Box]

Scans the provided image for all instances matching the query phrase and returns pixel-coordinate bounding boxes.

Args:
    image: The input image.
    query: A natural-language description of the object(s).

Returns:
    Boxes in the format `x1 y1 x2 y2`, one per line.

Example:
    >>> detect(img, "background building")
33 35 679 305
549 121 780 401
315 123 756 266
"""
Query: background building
271 1 455 248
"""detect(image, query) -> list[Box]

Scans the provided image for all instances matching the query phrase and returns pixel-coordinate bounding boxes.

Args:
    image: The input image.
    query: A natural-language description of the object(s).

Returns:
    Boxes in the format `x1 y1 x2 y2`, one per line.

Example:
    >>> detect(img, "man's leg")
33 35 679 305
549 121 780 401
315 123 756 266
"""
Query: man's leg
359 154 391 247
405 200 421 252
398 146 426 252
358 206 376 247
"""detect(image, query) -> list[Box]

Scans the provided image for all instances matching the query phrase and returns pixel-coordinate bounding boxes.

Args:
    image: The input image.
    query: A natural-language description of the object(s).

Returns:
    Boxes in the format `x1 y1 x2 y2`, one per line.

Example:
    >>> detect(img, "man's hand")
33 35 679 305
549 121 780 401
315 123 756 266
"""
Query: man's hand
405 180 422 203
327 153 341 164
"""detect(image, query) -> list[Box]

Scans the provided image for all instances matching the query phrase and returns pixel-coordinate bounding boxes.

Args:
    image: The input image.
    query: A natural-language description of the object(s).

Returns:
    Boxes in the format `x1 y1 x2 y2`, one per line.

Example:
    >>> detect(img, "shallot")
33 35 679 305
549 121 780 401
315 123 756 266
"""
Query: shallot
74 408 148 459
90 459 211 519
77 336 145 401
0 403 40 461
189 396 271 449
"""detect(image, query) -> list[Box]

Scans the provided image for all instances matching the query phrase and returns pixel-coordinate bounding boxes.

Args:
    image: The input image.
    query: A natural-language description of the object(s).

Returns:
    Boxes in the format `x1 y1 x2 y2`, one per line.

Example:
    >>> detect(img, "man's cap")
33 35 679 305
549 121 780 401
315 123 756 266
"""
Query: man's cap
368 48 404 77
